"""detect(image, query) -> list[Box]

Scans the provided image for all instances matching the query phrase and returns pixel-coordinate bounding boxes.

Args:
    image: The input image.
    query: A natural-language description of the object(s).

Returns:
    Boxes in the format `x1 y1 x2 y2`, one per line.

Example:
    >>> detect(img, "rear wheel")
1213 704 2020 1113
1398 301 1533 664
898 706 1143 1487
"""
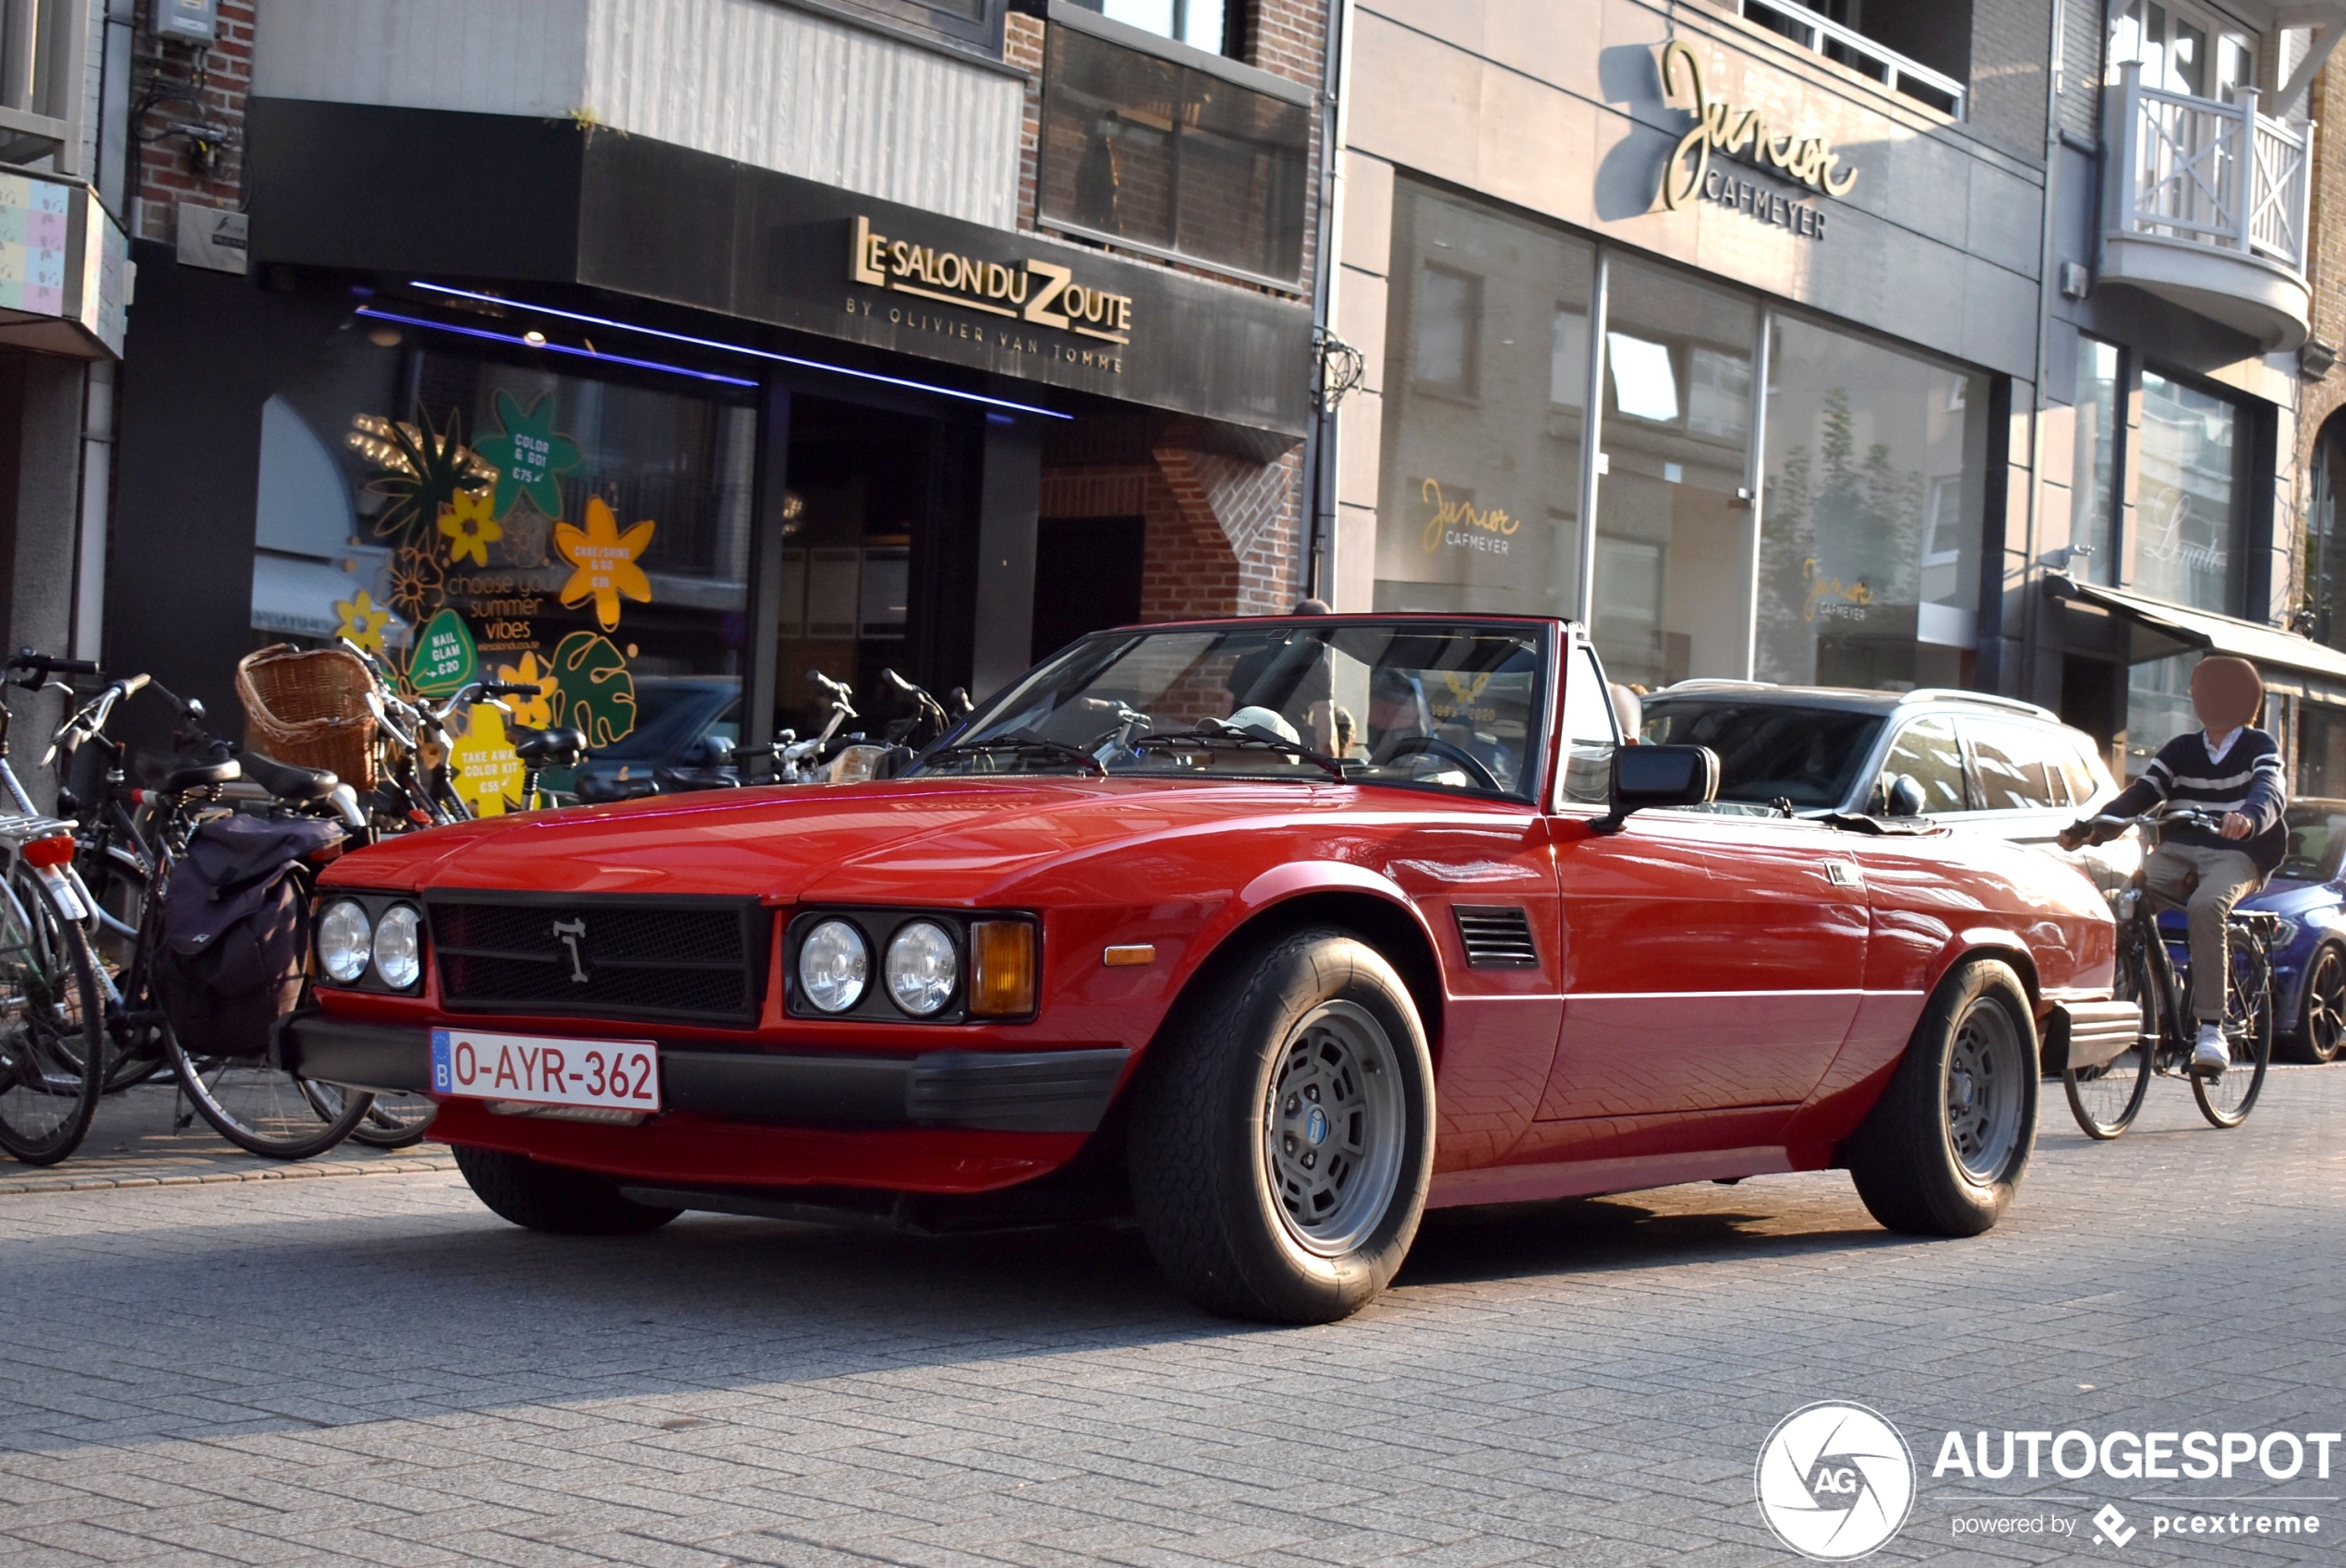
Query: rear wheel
1129 930 1434 1324
2064 930 2158 1140
1846 958 2036 1236
0 869 106 1165
2287 942 2345 1064
453 1145 681 1235
2194 939 2273 1128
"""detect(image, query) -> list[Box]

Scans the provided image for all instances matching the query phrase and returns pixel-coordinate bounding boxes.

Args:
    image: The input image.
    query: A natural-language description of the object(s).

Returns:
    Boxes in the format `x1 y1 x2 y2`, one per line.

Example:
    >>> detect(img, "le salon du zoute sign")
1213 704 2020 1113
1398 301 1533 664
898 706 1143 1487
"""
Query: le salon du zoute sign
849 215 1136 370
1657 40 1857 242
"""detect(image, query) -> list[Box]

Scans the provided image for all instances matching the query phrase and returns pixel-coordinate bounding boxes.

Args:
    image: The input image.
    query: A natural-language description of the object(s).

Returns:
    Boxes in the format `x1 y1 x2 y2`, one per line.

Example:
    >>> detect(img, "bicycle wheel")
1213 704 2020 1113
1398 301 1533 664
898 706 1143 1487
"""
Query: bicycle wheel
2066 926 2158 1140
0 867 106 1164
2195 937 2273 1128
166 1022 374 1160
348 1091 438 1150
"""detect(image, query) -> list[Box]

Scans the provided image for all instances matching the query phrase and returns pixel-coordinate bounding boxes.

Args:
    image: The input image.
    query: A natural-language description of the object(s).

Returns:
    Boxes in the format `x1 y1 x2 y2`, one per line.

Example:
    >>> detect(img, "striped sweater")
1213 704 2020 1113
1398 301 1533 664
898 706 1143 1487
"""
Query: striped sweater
2105 727 2289 872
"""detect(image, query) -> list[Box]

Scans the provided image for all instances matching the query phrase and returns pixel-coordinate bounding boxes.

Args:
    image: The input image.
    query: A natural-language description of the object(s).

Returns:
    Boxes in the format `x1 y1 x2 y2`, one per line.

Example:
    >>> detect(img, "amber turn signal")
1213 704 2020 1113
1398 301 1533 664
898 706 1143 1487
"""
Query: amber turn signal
969 919 1036 1016
1101 944 1155 967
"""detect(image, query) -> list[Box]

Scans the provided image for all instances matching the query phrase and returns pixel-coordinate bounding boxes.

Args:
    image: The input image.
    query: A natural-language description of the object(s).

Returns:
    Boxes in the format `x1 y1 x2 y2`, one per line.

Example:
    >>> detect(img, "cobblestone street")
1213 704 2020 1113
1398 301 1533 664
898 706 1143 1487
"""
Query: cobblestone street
4 1067 2340 1568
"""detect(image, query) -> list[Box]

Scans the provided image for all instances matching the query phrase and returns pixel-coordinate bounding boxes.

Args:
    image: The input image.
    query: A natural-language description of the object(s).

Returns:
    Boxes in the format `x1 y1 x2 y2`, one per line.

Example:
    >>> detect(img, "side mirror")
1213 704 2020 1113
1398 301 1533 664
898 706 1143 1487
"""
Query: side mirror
1884 772 1928 817
1595 744 1718 832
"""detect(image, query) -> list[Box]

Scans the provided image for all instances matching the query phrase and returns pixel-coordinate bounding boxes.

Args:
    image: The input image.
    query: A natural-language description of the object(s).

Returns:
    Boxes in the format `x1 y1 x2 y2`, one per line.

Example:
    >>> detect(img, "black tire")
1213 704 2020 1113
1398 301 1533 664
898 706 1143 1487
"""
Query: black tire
0 868 106 1165
1129 929 1435 1324
2064 928 2158 1140
1846 958 2037 1236
453 1145 682 1236
2286 942 2345 1065
2194 939 2272 1128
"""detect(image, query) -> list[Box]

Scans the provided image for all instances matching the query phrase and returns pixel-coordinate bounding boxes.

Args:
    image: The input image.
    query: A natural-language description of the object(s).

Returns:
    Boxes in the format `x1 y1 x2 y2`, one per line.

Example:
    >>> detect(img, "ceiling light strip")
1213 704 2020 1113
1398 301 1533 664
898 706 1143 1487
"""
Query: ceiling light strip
406 281 1072 420
356 308 760 388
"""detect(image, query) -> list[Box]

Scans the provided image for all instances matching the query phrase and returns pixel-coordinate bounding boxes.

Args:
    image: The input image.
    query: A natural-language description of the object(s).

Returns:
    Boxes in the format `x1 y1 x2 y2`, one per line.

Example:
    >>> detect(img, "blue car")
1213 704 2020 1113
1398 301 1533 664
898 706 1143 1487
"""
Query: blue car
2156 799 2346 1064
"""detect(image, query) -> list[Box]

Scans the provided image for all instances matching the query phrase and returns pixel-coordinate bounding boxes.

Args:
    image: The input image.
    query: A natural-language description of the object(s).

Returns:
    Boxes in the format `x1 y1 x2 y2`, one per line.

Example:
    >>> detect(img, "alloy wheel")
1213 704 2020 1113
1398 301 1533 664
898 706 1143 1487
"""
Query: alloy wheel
1261 999 1406 1257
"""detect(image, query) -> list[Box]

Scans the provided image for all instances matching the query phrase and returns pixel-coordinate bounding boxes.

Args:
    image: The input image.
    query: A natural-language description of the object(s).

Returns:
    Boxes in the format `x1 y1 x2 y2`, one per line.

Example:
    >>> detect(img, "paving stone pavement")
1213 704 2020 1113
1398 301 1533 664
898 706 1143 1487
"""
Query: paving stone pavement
2 1067 2340 1567
0 1082 452 1196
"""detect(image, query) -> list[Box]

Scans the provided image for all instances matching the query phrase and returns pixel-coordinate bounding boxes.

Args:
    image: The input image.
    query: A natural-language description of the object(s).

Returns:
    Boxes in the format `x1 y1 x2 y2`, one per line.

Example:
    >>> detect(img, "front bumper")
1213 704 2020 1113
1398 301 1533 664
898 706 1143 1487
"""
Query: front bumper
280 1013 1130 1135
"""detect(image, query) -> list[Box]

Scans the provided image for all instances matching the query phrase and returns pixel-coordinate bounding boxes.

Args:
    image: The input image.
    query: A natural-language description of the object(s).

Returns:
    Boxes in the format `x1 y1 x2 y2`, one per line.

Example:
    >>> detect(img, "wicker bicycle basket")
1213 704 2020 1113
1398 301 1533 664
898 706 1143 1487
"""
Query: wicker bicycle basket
236 644 380 792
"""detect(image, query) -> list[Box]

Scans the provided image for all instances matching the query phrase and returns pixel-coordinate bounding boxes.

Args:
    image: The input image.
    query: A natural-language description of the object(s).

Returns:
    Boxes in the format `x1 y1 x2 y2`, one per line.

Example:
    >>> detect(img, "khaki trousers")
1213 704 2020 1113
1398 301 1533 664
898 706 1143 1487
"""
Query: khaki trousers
2142 842 2265 1022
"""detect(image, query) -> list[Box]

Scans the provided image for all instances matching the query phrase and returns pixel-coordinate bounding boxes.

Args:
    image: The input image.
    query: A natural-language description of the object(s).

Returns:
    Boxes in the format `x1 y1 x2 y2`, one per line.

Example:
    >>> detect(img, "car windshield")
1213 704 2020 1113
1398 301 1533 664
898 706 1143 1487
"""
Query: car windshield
1638 699 1886 809
590 679 740 763
2276 803 2346 881
915 621 1548 799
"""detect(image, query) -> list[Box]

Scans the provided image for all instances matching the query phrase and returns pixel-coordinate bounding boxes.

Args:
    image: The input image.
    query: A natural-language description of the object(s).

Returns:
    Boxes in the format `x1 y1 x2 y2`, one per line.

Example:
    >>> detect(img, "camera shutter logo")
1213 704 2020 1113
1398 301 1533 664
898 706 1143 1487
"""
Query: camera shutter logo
1754 1403 1916 1559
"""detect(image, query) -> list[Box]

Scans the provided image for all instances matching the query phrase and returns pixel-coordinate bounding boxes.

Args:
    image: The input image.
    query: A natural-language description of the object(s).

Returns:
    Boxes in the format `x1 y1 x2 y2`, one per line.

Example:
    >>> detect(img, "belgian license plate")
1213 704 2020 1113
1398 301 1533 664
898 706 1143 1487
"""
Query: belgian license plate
429 1029 660 1113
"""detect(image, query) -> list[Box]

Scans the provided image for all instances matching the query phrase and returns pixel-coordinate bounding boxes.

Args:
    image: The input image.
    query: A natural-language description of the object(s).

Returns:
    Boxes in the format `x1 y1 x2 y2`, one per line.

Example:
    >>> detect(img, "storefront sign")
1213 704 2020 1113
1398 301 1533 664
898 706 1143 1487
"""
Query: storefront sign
1419 479 1519 558
1657 41 1859 213
852 216 1132 347
1699 168 1830 241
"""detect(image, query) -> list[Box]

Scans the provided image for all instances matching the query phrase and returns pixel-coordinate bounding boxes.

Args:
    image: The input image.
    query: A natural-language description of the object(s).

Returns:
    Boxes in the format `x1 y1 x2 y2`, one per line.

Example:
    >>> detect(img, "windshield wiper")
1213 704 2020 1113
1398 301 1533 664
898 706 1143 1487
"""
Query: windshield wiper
920 730 1106 778
1133 727 1349 782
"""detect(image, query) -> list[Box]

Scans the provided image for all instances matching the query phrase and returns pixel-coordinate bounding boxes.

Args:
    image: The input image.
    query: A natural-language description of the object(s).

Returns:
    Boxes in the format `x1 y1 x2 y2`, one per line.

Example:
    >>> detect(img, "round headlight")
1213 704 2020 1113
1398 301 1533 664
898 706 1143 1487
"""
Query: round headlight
317 899 371 984
798 919 869 1013
372 904 423 990
885 920 958 1016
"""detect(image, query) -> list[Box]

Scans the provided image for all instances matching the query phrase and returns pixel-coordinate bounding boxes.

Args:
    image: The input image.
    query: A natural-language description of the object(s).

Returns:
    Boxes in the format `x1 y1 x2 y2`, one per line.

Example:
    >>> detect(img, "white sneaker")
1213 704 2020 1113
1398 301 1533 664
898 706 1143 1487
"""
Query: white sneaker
2192 1024 2230 1079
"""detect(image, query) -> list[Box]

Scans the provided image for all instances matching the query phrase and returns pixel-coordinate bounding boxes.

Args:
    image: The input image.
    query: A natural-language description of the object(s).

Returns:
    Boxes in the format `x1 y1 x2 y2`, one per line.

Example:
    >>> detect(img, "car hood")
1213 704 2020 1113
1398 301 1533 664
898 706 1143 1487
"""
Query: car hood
322 778 1373 904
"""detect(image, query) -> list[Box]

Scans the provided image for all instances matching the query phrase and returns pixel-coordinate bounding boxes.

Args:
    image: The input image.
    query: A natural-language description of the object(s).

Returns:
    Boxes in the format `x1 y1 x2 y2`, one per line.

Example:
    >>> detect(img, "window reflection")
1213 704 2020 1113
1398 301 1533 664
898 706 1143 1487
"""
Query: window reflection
2130 368 2242 614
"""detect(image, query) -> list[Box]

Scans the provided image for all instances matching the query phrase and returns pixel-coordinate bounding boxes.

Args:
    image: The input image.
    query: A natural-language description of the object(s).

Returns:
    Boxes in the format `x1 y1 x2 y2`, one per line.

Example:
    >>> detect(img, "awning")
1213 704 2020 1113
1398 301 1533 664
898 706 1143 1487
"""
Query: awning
2045 574 2346 687
250 552 409 645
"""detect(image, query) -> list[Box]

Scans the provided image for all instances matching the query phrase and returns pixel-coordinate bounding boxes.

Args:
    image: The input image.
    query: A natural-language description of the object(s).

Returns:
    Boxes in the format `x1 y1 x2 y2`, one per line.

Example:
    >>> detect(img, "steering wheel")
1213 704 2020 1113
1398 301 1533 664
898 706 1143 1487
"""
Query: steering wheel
1371 734 1503 791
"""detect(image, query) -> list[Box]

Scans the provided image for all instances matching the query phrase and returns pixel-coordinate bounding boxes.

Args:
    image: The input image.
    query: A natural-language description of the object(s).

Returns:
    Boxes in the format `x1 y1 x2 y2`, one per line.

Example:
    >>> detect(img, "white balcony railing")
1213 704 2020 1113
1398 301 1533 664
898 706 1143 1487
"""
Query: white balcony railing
1739 0 1966 118
0 0 88 175
2110 62 2310 274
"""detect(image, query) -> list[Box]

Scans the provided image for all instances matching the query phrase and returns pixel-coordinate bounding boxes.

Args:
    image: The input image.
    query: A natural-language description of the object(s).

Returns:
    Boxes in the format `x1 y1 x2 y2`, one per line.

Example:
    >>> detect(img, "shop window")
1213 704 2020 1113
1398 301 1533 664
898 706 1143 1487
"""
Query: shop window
2303 416 2346 650
2299 701 2346 798
2129 368 2243 615
1590 257 1759 689
1374 179 1595 620
2124 650 2199 778
252 319 756 813
1037 20 1310 283
2072 337 2123 585
1758 317 1989 691
828 0 1006 56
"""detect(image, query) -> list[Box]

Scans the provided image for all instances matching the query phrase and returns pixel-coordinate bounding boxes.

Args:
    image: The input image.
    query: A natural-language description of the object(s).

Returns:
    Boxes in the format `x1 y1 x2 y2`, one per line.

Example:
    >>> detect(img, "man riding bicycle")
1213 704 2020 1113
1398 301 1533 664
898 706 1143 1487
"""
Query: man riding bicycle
2058 656 2286 1080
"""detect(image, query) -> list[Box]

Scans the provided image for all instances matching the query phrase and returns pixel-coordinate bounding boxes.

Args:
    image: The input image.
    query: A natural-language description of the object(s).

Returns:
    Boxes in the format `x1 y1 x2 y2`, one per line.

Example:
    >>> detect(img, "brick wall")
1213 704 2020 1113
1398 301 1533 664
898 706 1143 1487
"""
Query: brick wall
2292 57 2346 621
131 0 255 243
1966 0 2052 160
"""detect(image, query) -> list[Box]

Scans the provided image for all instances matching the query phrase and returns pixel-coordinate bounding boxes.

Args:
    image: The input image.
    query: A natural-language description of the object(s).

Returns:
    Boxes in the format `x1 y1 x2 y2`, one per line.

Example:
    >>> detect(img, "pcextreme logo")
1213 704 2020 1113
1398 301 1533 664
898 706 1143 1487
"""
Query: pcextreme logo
1755 1403 1917 1560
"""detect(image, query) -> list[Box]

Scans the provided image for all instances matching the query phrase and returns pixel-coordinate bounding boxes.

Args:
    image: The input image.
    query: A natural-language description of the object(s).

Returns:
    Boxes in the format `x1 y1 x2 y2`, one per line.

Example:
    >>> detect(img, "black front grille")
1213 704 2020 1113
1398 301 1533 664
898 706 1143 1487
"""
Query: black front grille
1455 905 1538 969
429 894 768 1025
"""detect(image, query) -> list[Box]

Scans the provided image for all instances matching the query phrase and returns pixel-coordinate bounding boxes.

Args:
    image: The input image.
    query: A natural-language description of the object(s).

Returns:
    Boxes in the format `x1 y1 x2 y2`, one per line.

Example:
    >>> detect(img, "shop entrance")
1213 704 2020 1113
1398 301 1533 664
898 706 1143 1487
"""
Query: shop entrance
1032 515 1144 664
772 393 980 741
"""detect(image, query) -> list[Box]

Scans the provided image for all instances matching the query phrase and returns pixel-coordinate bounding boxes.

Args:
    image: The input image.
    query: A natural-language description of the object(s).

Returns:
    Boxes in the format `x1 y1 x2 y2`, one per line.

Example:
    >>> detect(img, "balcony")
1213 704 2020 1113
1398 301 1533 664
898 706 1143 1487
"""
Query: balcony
1737 0 1968 118
0 0 88 173
2100 62 2312 351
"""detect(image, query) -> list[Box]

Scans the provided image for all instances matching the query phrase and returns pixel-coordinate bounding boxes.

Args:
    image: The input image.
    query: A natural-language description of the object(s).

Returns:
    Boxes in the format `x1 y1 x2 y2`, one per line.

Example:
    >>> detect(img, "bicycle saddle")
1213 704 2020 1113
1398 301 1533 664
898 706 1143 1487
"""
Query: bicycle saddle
511 725 585 766
161 756 239 794
238 749 340 802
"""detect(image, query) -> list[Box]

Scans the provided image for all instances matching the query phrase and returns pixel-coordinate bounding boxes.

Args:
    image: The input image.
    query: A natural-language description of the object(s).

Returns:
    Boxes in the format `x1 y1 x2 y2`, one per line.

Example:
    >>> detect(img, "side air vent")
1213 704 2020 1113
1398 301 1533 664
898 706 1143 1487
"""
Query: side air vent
1455 905 1538 968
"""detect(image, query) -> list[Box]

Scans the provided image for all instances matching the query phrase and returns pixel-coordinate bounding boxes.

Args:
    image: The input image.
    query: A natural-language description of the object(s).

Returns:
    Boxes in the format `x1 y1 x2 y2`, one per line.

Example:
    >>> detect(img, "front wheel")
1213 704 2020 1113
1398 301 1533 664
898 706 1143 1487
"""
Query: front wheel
1846 958 2037 1236
0 868 106 1165
1129 930 1435 1324
2286 942 2345 1065
2194 941 2273 1128
167 1025 374 1159
2064 931 2158 1140
453 1145 681 1235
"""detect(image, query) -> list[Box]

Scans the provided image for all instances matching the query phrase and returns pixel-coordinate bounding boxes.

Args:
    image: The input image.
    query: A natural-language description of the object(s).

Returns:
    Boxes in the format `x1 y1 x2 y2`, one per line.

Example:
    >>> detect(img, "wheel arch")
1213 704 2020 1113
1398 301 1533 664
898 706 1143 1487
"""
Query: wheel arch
1942 927 2041 1012
1158 880 1447 1063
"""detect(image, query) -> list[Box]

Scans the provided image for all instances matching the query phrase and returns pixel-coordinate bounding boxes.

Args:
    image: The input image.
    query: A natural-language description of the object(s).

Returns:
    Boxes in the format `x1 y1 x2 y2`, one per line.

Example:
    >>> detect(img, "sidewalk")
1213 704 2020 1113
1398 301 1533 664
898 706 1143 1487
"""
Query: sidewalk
0 1079 452 1196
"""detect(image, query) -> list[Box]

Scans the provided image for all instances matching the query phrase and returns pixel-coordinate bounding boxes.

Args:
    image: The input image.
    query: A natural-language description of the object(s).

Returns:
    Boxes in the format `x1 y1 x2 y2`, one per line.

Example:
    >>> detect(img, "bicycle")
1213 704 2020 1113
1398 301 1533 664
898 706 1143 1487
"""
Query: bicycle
2062 805 2276 1138
0 652 120 1164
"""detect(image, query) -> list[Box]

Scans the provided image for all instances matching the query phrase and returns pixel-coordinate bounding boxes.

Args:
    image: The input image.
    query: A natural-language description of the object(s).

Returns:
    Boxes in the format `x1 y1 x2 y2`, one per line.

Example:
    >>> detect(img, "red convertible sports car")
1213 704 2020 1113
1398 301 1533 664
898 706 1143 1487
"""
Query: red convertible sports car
285 615 2125 1322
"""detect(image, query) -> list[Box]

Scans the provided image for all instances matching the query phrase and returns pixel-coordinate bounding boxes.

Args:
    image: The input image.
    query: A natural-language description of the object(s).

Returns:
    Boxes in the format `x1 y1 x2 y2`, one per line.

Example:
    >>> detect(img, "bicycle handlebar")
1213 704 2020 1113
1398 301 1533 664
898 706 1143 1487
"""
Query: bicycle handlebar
7 649 99 678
